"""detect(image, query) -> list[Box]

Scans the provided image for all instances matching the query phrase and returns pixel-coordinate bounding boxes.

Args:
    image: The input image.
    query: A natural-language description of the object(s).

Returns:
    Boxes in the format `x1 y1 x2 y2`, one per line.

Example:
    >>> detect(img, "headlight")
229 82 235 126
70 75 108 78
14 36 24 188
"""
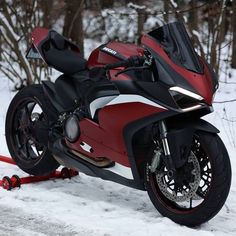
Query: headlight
169 87 203 100
169 86 203 110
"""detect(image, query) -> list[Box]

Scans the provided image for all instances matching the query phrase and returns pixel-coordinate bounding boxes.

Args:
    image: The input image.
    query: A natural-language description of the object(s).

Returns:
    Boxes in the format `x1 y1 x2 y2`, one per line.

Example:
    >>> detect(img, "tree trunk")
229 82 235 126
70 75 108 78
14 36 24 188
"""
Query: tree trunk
63 0 84 56
136 0 146 43
232 0 236 68
163 0 169 22
40 1 54 28
100 0 113 9
188 0 198 32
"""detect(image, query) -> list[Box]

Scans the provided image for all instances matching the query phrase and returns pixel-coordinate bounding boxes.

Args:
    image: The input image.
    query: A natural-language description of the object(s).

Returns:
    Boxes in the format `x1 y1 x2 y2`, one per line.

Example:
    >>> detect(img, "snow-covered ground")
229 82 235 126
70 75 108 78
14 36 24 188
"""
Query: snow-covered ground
0 74 236 236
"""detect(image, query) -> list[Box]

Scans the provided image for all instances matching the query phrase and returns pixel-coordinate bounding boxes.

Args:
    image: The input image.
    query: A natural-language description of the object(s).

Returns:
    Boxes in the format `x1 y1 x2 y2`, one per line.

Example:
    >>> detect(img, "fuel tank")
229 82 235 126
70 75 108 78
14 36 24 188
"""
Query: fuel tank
87 41 145 81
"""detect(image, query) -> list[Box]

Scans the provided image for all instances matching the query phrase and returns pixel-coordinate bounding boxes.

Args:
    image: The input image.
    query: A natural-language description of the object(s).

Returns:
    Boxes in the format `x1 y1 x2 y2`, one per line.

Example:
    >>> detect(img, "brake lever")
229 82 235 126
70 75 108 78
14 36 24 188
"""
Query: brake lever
115 66 150 77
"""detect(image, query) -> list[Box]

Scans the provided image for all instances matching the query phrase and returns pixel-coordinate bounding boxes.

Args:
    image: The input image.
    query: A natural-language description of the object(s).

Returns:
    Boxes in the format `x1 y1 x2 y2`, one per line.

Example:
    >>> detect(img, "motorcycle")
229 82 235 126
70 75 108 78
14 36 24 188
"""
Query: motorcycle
5 21 231 226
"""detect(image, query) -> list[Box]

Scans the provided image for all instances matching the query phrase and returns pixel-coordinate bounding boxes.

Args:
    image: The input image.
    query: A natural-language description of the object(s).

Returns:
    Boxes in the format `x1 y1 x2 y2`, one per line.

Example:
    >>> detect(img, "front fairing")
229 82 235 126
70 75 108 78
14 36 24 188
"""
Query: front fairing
148 22 203 74
141 22 218 106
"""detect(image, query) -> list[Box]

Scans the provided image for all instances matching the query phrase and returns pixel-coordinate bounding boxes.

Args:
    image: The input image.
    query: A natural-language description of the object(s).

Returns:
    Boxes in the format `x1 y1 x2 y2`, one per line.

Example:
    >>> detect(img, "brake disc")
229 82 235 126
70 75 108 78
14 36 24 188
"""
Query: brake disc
156 152 201 202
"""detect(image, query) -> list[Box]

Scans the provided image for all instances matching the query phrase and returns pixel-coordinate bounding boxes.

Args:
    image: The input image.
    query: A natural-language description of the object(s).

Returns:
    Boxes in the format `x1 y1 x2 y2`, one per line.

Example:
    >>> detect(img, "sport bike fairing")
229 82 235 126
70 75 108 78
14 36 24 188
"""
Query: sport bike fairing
28 22 217 172
86 22 218 120
141 22 218 106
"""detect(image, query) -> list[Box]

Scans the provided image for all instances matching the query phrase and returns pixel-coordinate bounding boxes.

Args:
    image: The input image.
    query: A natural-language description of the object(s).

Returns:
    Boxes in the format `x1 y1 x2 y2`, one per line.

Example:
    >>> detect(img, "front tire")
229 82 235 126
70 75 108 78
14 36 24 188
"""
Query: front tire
5 85 59 176
146 131 231 226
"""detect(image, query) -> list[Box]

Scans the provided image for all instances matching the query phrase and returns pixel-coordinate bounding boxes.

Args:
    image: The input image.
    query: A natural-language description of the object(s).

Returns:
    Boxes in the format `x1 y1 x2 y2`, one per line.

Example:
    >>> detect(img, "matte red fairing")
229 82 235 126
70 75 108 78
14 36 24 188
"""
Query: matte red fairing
66 103 165 167
31 27 49 47
105 41 144 58
87 41 145 81
87 47 119 68
141 35 214 105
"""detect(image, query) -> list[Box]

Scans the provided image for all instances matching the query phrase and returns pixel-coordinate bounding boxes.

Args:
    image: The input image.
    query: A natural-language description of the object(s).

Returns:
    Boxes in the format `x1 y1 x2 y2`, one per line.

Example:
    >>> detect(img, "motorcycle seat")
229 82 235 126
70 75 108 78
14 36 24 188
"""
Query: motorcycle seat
41 31 87 75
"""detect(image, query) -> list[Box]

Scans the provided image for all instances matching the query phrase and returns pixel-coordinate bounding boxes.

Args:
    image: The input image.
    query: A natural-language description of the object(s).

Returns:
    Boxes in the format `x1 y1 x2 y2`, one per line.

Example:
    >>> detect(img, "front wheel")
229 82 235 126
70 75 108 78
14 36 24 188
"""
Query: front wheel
146 131 231 226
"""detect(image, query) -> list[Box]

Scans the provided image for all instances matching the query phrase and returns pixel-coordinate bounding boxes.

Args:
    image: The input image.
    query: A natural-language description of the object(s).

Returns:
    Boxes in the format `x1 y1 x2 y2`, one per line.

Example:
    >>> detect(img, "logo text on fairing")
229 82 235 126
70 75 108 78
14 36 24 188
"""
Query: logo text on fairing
102 47 117 55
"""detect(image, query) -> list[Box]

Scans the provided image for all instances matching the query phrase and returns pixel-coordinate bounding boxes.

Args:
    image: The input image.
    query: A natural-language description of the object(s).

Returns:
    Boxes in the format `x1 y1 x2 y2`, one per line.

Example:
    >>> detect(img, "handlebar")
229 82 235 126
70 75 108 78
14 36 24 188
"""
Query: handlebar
104 56 145 70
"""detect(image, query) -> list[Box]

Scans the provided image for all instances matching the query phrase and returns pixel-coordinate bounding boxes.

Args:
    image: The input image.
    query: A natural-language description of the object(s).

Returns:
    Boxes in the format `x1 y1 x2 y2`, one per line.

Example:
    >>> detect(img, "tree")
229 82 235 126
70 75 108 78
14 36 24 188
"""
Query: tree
0 0 61 88
136 0 146 43
163 0 169 22
63 0 84 56
188 0 198 32
232 0 236 68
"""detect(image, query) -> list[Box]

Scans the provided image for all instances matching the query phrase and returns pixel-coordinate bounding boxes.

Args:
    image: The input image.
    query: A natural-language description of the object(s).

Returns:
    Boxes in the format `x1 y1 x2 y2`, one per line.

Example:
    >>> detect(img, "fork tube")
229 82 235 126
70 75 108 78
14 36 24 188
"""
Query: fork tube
159 121 170 155
159 120 175 171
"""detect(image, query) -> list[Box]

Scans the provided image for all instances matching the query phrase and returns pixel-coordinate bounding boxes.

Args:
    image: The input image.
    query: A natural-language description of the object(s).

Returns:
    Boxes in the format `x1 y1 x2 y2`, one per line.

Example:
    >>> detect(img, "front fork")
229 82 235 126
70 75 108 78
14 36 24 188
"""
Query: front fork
150 120 176 175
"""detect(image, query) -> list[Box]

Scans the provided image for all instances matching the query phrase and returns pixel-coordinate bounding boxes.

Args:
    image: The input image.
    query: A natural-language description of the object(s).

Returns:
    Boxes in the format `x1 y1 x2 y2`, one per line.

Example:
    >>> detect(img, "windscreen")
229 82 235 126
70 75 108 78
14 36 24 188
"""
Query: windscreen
148 22 203 74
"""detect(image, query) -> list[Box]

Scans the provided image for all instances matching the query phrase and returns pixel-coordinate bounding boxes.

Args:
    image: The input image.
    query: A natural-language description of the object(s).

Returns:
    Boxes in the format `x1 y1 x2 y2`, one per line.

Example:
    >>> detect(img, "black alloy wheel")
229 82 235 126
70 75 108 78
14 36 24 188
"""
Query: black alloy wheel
5 85 59 175
146 131 231 226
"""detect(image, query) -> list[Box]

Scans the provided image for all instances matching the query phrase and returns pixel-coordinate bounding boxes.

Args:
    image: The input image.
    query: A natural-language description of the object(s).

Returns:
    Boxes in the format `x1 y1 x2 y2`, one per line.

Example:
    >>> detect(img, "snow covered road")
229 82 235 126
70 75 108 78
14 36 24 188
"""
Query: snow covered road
0 76 235 235
0 205 78 236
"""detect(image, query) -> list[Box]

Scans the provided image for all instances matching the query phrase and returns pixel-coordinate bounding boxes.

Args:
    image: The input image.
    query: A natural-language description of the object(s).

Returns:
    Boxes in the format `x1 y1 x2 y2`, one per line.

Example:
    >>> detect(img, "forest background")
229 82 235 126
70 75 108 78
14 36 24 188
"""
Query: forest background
0 0 235 89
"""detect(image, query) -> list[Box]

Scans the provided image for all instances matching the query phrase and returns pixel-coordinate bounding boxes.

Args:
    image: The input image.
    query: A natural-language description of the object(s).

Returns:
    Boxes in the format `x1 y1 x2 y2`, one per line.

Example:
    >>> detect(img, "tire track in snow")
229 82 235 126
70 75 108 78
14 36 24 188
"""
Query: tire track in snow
0 205 90 236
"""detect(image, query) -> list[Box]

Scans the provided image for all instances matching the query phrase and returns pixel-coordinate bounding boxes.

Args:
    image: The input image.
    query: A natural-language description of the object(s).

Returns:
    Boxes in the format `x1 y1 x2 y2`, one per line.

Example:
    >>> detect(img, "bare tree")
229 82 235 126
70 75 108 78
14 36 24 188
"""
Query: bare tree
188 0 198 32
63 0 84 56
232 0 236 68
136 0 146 43
208 0 227 74
100 0 114 9
39 1 54 28
0 0 61 88
163 0 169 22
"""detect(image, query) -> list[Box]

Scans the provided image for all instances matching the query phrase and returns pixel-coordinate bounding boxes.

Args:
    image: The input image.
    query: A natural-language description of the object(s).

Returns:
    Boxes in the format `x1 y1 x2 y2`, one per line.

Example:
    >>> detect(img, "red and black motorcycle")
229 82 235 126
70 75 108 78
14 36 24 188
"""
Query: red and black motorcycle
5 22 231 226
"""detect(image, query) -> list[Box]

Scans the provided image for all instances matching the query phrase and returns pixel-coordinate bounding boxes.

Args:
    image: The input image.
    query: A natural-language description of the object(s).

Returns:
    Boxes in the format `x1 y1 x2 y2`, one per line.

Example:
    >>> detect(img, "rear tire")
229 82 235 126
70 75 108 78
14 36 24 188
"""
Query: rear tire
5 85 60 176
146 131 231 226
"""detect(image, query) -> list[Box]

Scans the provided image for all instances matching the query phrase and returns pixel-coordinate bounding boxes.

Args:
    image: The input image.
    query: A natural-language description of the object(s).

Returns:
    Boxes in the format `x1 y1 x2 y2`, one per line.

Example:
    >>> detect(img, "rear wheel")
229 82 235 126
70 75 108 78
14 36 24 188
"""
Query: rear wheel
5 85 59 176
146 131 231 226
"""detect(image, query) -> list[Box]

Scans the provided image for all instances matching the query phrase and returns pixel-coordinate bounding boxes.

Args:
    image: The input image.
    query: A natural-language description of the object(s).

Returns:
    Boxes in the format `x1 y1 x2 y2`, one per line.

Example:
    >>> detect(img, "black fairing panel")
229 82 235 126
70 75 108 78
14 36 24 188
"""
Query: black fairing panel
55 75 81 110
54 71 95 110
85 80 120 118
113 80 179 110
113 80 140 94
40 31 87 75
136 81 178 109
42 72 92 112
146 46 199 95
42 81 65 113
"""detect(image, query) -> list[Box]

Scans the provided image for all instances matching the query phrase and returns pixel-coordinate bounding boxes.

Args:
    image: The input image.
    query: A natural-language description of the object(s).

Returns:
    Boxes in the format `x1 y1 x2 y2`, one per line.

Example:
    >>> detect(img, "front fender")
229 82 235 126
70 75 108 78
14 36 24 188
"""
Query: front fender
191 119 219 133
167 119 219 169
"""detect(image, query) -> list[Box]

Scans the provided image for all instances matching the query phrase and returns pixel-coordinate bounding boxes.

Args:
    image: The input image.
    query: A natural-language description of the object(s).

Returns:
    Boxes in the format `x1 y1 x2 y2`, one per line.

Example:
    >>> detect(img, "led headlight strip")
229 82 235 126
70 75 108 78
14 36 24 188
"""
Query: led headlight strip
169 86 203 101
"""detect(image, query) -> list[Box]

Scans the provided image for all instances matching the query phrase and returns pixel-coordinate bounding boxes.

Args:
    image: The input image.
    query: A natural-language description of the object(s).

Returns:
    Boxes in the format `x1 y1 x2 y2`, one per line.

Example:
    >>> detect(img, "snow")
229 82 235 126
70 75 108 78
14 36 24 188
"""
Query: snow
170 0 178 9
192 30 201 39
0 11 21 42
0 72 236 235
127 2 146 10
